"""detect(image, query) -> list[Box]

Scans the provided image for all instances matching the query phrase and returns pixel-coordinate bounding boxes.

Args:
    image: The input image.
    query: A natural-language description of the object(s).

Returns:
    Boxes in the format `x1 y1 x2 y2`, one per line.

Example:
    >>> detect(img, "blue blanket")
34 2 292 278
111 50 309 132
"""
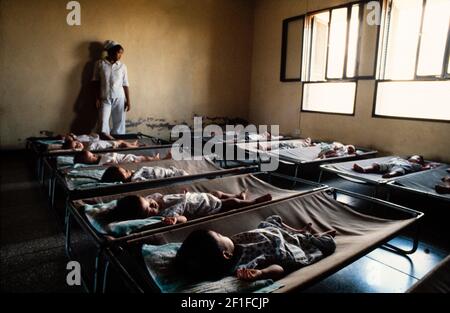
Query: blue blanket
84 201 163 236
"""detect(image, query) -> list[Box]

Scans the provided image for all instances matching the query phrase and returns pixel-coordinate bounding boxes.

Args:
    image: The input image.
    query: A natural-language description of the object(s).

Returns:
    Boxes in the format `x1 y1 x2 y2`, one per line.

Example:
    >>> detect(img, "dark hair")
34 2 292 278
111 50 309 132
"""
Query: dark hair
107 44 124 56
73 151 92 164
105 195 147 222
62 139 73 149
101 166 127 182
408 155 425 165
174 229 231 280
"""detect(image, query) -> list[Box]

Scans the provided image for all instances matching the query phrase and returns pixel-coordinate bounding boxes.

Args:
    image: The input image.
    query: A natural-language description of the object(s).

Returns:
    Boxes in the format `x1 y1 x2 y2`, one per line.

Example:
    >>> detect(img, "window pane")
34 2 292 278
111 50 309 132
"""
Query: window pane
284 18 304 79
327 8 348 79
347 5 360 78
417 0 450 76
310 12 330 81
384 0 423 80
303 82 356 114
357 2 379 76
375 81 450 121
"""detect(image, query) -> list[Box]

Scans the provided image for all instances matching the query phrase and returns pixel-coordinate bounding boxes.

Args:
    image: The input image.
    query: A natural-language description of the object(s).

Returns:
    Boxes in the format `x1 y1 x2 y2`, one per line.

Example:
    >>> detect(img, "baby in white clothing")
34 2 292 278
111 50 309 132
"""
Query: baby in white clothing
100 165 188 183
73 150 172 165
103 191 272 225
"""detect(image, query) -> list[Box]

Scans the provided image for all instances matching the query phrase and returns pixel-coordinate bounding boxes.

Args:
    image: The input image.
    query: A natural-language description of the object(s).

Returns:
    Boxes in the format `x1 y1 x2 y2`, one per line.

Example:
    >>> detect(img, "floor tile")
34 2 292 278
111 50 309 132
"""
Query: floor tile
366 236 449 279
302 256 419 293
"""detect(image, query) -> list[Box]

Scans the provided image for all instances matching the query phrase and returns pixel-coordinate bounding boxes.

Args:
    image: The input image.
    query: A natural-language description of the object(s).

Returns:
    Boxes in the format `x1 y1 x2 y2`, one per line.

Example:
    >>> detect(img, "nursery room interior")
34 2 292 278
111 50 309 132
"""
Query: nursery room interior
1 0 449 296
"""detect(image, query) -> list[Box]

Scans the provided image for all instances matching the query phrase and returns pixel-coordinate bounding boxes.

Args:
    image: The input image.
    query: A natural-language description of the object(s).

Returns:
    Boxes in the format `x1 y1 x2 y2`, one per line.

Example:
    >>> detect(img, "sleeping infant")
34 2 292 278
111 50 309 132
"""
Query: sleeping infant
73 150 172 165
100 165 188 183
102 191 272 225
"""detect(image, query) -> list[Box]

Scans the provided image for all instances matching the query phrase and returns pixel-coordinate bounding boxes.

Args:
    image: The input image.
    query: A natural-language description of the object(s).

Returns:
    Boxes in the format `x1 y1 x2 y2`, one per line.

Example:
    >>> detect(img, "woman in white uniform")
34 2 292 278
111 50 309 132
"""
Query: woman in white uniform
92 40 131 135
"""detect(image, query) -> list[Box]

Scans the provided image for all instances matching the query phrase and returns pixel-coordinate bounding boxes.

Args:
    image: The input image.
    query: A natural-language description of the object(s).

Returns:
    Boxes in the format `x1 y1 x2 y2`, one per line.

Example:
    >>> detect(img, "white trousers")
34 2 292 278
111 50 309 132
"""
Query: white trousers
99 97 126 135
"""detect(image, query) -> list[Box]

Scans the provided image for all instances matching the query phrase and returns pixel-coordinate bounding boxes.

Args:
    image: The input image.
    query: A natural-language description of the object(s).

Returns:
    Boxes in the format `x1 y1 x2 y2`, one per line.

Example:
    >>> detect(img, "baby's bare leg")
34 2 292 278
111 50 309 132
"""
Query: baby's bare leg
220 194 272 211
117 140 140 148
353 163 380 173
317 229 337 237
211 190 247 200
145 153 160 161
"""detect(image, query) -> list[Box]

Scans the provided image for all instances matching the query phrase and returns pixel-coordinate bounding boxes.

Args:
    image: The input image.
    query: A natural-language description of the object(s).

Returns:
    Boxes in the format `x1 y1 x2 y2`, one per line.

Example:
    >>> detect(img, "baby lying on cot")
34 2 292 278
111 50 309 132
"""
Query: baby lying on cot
101 165 188 183
56 132 114 141
257 138 313 151
317 142 356 159
174 215 336 281
103 191 272 225
62 133 141 151
352 155 434 179
73 150 172 165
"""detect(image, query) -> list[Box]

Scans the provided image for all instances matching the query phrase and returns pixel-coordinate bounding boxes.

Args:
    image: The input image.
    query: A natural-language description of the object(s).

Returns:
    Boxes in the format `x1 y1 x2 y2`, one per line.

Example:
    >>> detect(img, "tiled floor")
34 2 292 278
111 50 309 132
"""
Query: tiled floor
303 237 447 293
0 152 448 293
0 152 81 292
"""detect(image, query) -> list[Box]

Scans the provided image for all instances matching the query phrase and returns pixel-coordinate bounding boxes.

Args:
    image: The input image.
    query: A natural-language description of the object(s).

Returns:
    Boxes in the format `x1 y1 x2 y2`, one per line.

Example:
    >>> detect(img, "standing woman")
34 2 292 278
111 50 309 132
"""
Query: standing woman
92 40 131 135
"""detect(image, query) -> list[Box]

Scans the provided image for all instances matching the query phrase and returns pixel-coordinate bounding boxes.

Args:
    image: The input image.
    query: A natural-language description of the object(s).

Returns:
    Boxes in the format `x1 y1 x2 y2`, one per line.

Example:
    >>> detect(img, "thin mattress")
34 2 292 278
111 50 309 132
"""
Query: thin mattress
55 146 184 170
62 158 222 191
320 156 442 185
389 166 450 201
44 137 161 154
127 188 419 292
71 174 304 238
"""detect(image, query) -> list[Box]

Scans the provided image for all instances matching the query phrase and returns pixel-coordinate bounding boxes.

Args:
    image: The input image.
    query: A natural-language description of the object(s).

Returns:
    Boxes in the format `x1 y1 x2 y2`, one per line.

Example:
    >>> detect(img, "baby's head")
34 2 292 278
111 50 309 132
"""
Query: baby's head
56 133 76 141
346 145 356 154
101 166 132 182
73 151 99 164
408 155 425 165
332 142 344 150
62 139 84 150
175 229 235 279
107 195 160 222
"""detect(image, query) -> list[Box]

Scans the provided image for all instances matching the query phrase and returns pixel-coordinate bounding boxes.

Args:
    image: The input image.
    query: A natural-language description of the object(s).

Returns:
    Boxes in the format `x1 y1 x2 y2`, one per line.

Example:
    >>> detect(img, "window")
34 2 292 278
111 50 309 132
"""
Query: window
375 0 450 121
375 81 450 121
300 1 380 115
302 1 380 81
379 0 450 80
308 11 329 81
303 82 357 114
280 16 305 81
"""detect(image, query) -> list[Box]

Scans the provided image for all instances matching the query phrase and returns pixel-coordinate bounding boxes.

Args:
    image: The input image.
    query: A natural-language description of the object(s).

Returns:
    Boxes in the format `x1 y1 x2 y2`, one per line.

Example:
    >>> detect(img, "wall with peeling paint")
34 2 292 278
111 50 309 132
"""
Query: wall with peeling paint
0 0 254 148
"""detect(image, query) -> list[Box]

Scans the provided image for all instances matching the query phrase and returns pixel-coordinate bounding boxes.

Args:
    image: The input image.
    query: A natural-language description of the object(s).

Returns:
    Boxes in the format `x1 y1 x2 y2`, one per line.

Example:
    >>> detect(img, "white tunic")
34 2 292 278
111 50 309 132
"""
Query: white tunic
131 166 188 182
92 59 129 99
98 152 142 166
147 192 223 217
86 140 115 151
72 134 115 150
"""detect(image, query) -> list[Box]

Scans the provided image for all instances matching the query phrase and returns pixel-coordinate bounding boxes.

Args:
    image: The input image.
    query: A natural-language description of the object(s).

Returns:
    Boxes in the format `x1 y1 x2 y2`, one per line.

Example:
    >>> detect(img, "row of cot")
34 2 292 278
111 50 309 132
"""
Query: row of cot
233 137 450 203
25 131 441 293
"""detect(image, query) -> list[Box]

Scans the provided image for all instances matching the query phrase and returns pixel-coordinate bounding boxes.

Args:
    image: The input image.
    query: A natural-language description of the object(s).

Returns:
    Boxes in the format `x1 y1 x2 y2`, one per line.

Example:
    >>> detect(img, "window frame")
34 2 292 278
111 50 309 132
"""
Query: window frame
373 0 450 123
280 15 306 82
377 0 450 81
302 0 382 83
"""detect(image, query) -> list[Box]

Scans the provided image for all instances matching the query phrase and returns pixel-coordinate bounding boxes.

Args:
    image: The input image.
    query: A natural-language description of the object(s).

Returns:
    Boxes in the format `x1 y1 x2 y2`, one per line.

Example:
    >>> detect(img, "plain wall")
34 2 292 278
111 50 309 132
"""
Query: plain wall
0 0 254 148
249 0 450 162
